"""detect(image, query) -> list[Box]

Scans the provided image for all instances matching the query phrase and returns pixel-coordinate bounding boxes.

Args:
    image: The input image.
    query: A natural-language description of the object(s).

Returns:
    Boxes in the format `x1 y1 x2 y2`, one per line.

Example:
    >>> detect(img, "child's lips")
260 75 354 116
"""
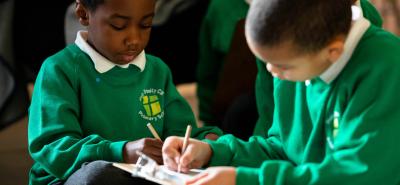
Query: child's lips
120 52 138 62
121 54 135 62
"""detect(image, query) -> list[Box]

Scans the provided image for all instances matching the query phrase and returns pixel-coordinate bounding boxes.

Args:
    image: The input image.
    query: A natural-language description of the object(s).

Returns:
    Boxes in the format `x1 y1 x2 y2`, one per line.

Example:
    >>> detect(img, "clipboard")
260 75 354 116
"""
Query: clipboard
113 152 203 185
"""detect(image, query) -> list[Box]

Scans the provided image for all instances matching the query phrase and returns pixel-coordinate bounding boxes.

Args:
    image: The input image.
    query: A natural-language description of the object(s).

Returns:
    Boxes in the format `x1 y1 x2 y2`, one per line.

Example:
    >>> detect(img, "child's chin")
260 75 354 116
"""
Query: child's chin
114 58 135 65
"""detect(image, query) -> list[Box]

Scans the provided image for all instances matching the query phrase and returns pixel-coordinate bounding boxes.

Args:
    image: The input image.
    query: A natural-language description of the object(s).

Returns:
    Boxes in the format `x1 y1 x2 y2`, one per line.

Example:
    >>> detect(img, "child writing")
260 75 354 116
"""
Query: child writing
162 0 400 184
253 0 385 138
28 0 221 185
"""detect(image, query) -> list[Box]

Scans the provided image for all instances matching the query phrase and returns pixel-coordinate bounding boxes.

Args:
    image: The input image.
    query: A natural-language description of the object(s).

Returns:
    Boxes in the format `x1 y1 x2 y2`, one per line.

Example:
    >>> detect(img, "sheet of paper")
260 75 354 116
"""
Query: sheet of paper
112 163 203 185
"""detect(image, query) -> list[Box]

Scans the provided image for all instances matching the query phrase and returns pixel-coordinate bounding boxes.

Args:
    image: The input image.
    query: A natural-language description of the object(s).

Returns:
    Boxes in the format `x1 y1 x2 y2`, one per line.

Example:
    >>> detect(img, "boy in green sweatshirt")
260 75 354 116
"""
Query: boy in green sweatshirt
253 0 384 137
27 0 222 185
162 0 400 184
197 0 382 138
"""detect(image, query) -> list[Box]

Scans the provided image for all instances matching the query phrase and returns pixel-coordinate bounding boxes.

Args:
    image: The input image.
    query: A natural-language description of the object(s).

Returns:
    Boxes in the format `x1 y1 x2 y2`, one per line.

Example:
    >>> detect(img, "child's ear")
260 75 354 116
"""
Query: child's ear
75 1 90 26
326 36 346 64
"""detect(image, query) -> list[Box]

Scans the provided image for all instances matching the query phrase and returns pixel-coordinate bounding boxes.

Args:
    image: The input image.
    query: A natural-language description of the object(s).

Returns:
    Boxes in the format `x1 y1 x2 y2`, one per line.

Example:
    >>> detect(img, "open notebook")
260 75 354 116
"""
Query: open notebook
112 152 203 185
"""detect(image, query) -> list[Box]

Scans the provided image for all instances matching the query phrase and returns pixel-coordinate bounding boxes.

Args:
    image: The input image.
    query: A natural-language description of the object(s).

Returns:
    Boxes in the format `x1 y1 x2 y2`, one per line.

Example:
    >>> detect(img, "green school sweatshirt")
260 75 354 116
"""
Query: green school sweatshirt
28 44 222 185
196 0 249 123
206 24 400 184
252 0 384 137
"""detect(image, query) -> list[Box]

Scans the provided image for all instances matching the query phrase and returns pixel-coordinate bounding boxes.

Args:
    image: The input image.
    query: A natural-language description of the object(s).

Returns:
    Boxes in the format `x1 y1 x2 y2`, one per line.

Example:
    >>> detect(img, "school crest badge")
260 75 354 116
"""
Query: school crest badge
138 88 165 122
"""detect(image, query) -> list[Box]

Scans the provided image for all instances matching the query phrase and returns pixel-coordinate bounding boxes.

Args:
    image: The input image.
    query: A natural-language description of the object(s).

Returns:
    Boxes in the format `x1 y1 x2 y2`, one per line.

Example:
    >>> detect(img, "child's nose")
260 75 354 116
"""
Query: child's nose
125 29 141 49
125 41 139 51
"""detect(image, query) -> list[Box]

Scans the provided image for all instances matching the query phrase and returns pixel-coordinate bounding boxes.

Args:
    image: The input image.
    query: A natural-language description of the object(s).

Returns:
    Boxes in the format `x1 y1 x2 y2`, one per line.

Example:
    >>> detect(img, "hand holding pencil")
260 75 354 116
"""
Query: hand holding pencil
123 137 163 164
122 123 163 164
162 127 213 173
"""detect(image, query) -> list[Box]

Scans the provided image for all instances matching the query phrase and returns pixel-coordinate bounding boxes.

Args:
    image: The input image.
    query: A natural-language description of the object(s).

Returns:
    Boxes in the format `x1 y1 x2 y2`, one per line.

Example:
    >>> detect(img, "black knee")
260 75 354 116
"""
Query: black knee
64 160 133 185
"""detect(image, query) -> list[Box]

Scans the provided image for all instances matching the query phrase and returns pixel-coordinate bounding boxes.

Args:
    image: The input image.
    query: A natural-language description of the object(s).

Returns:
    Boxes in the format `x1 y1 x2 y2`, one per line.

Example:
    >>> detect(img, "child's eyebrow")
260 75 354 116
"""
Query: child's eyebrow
109 12 154 20
110 14 131 20
142 12 155 19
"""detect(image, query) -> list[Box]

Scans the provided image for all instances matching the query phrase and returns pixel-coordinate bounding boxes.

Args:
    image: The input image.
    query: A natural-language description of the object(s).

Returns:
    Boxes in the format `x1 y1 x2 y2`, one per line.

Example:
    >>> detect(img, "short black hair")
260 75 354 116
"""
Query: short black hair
246 0 352 53
80 0 105 11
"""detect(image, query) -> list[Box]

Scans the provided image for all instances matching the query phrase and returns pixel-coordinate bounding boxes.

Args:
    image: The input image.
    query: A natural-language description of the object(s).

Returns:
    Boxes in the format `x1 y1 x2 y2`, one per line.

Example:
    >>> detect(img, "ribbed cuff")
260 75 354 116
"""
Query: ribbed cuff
203 140 232 166
105 141 128 162
236 167 260 185
197 127 224 139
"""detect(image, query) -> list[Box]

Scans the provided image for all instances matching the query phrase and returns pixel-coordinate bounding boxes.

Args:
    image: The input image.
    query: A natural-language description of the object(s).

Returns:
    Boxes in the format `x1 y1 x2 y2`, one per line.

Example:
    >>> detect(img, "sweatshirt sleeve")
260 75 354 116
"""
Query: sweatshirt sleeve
28 58 127 180
205 134 287 168
162 64 223 140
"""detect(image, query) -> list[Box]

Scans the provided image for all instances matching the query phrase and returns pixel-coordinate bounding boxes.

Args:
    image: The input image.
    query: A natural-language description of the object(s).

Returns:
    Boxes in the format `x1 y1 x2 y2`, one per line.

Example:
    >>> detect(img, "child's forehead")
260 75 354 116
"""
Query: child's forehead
97 0 156 15
94 0 156 20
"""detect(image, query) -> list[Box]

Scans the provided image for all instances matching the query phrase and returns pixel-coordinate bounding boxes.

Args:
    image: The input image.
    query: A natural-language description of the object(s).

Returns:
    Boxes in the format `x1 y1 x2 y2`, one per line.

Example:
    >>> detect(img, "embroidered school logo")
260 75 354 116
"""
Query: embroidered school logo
325 111 340 150
138 88 165 122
